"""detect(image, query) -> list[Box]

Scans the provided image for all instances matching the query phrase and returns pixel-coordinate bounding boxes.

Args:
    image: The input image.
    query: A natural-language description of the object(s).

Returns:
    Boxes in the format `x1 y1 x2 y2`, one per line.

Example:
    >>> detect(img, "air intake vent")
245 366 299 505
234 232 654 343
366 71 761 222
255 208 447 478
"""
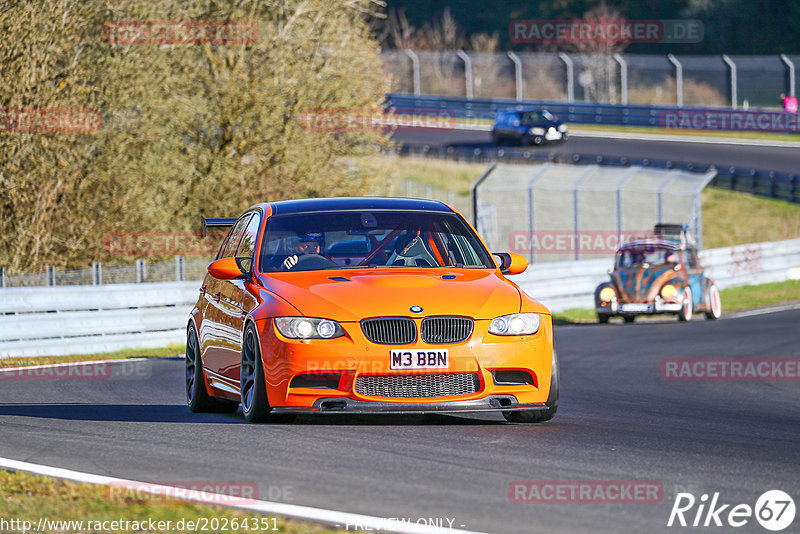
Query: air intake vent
355 373 480 398
421 317 473 344
361 318 416 345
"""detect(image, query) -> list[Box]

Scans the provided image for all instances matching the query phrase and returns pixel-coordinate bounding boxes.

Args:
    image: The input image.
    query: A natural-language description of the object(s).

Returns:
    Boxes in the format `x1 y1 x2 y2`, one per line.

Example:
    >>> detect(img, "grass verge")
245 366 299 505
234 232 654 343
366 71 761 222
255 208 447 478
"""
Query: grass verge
0 344 184 370
552 279 800 325
0 469 345 534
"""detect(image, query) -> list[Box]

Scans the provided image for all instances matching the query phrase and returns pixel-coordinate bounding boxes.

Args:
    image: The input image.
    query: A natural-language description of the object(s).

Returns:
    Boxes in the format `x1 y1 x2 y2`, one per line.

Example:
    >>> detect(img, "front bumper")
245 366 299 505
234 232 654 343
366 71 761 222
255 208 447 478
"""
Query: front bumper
272 396 549 414
253 316 555 410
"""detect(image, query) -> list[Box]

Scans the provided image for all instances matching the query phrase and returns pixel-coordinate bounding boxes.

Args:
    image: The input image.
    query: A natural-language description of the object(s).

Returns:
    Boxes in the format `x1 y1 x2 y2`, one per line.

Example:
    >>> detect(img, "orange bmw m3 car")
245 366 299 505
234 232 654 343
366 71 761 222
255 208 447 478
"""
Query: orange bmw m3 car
186 198 558 423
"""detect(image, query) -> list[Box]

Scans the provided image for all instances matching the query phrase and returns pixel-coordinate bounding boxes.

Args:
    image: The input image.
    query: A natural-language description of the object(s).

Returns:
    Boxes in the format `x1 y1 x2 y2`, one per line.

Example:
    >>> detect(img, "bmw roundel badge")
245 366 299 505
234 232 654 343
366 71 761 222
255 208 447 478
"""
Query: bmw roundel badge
410 305 423 314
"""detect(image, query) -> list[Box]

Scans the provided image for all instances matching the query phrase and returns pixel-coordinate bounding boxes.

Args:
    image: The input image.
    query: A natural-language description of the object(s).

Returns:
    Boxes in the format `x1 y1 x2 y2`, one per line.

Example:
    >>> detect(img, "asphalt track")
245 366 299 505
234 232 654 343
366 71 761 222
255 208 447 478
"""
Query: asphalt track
392 129 800 174
1 309 798 533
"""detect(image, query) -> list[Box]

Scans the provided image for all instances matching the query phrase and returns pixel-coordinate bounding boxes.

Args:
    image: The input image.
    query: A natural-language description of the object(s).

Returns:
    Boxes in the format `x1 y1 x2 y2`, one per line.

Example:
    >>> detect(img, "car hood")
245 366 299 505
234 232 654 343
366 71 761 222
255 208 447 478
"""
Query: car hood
612 265 676 300
261 268 523 322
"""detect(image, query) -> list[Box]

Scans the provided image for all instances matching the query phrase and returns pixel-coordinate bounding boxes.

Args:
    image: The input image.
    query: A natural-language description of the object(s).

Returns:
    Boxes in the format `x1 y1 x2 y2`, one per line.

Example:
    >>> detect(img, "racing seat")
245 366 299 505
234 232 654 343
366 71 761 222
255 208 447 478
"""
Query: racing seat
388 235 437 267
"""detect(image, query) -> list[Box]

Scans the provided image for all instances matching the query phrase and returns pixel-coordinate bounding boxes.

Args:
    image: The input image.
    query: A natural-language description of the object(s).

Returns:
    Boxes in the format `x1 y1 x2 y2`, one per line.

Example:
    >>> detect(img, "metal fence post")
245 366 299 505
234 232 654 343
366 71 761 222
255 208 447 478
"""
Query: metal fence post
471 163 497 227
0 267 5 288
558 53 575 103
781 54 795 97
667 54 683 107
573 166 596 261
722 55 738 109
457 50 473 99
92 262 102 285
614 168 639 242
136 259 147 283
176 255 185 282
46 266 55 286
404 49 421 97
507 51 523 101
527 163 553 264
613 53 628 105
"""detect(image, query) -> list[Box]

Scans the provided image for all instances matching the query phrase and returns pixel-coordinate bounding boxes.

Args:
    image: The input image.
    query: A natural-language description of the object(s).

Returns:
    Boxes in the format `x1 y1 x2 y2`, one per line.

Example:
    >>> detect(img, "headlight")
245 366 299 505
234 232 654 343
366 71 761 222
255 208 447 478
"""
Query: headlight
599 287 616 302
558 124 568 132
660 284 678 299
489 313 541 336
275 317 344 339
529 127 546 136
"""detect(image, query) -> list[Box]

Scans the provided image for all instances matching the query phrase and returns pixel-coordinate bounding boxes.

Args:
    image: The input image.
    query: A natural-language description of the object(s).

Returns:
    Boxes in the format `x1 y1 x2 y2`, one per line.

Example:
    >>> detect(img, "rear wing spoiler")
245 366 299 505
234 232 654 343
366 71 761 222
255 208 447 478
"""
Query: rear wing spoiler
201 217 237 237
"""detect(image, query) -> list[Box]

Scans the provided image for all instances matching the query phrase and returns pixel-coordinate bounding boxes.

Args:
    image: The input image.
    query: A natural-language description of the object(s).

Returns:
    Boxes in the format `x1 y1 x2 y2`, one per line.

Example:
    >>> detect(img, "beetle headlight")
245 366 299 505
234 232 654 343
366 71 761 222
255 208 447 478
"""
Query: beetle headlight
599 287 616 302
660 284 678 299
489 313 541 336
275 317 344 339
529 127 546 136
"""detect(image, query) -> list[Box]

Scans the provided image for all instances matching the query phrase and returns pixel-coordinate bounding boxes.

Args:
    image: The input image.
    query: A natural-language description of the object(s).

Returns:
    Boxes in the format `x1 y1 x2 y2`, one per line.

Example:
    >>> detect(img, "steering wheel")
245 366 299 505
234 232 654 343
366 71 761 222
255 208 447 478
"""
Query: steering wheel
285 254 339 271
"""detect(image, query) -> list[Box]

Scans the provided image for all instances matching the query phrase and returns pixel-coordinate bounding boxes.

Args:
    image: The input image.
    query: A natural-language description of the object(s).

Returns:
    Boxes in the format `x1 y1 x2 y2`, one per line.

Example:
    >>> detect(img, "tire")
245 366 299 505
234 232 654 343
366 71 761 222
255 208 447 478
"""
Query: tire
240 322 296 424
597 314 610 324
503 349 559 423
532 136 543 145
623 315 636 323
705 283 722 320
677 287 693 322
186 325 238 413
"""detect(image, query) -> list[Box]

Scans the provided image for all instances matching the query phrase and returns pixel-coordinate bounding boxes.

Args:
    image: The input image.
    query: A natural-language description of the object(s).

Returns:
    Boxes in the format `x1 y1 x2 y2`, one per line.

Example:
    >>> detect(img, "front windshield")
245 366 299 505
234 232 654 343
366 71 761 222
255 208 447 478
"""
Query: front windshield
616 246 678 268
520 110 554 123
259 210 495 272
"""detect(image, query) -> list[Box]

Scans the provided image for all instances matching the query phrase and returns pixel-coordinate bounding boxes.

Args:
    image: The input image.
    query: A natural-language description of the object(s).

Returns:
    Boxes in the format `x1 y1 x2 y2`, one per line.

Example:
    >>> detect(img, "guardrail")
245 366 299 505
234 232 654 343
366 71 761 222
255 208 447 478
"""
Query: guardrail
386 93 800 133
512 237 800 312
388 94 800 204
0 282 197 357
2 238 798 357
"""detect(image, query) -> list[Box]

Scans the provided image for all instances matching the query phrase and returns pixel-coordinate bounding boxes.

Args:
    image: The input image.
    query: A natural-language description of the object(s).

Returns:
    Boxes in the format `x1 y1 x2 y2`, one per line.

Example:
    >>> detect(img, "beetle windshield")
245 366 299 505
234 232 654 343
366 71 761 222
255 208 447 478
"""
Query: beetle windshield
259 211 495 272
616 246 678 268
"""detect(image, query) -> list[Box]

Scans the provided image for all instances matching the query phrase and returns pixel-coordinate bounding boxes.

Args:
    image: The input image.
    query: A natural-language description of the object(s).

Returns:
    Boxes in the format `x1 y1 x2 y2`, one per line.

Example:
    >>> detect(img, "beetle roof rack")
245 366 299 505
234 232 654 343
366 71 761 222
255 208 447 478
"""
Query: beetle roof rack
653 223 694 248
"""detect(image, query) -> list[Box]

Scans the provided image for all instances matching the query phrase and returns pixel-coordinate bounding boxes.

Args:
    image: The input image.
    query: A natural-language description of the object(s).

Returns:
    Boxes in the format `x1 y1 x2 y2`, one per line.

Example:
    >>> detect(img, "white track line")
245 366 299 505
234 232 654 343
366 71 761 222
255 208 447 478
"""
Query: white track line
726 302 800 319
0 458 487 534
568 129 800 148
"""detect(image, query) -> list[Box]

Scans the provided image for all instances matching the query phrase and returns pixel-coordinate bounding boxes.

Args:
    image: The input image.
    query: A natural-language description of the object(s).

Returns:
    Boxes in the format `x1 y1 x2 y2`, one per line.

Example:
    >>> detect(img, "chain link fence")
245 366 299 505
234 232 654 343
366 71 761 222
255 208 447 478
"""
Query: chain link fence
382 51 800 108
472 162 716 264
0 256 213 289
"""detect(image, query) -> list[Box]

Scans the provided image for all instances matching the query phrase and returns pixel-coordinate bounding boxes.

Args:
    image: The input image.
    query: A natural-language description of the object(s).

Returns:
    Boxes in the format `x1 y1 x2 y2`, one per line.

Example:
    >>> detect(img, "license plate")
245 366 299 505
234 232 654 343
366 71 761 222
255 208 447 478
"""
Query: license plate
390 349 449 370
621 303 652 312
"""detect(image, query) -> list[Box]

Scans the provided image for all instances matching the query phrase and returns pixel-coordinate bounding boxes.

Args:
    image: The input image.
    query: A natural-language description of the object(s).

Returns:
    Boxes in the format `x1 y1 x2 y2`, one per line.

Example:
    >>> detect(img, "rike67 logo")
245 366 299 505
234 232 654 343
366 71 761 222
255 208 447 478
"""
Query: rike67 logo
668 490 795 531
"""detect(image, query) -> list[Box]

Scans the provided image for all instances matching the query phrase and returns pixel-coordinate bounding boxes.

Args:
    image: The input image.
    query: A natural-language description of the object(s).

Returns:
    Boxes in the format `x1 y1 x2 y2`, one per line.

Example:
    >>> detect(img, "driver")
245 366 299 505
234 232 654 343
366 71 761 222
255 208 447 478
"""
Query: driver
282 233 322 270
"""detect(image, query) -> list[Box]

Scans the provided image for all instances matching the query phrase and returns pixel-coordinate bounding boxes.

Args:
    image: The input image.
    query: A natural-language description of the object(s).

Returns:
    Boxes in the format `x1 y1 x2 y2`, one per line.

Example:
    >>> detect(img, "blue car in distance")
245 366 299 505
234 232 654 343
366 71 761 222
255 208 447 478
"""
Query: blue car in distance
492 109 568 146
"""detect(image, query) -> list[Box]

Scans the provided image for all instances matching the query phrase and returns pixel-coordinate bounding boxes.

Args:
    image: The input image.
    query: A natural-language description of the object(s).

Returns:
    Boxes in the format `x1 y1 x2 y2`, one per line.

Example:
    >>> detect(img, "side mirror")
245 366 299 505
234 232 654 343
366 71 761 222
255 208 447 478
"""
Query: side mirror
493 252 528 275
208 257 245 280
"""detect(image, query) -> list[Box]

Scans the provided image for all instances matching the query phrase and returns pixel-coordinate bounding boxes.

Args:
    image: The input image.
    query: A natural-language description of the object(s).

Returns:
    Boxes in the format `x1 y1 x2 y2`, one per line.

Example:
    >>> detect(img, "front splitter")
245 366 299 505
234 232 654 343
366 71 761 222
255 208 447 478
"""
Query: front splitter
271 395 548 414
